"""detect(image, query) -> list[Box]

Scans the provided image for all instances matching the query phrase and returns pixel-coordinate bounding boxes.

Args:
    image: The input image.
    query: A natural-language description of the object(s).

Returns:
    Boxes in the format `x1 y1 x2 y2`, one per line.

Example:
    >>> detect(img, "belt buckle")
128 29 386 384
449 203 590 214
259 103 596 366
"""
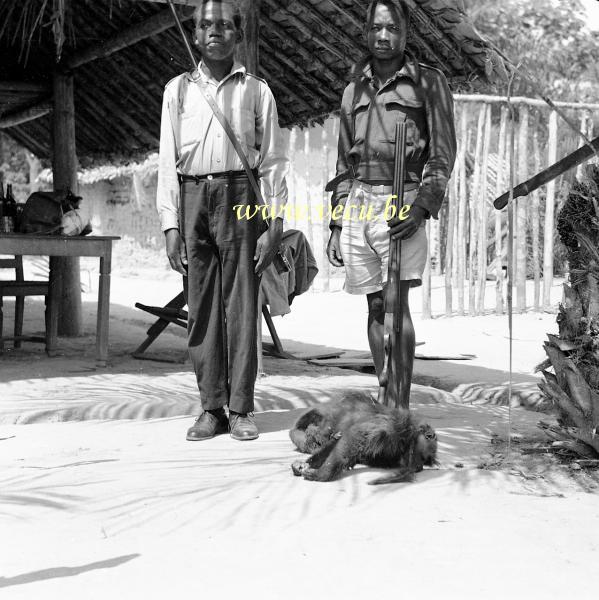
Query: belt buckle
207 174 213 181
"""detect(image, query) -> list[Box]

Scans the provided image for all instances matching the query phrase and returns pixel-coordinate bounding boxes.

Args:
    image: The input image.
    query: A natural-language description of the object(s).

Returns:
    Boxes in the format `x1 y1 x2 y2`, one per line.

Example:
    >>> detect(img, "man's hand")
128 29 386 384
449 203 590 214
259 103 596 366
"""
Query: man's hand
327 227 344 267
165 228 188 276
255 217 283 275
388 205 427 240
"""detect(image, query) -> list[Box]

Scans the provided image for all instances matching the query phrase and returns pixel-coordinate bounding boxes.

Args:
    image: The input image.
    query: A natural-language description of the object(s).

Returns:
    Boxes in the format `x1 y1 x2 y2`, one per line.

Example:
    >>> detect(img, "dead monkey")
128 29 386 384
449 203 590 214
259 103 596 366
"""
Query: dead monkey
289 391 438 484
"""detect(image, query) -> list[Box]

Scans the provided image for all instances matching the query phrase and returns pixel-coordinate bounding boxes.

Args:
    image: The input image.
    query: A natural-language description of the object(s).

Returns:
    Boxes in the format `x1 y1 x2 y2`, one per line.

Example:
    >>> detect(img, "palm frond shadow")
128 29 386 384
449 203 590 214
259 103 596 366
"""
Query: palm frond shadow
0 554 140 589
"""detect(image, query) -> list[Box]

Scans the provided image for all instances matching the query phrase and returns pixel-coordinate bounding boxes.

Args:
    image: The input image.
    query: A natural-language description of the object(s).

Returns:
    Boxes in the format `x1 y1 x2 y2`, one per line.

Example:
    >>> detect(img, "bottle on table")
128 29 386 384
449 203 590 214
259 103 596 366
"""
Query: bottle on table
0 180 4 230
2 184 16 233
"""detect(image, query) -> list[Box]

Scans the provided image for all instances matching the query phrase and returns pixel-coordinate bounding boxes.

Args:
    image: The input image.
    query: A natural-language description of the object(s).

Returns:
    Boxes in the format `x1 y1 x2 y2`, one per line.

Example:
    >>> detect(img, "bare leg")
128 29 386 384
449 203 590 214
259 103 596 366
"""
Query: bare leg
367 291 385 378
398 282 415 408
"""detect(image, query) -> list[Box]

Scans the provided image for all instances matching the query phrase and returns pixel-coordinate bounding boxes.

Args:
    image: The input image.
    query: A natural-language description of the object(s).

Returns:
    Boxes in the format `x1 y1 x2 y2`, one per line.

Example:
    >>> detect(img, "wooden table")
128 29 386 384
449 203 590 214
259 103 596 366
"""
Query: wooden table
0 234 120 365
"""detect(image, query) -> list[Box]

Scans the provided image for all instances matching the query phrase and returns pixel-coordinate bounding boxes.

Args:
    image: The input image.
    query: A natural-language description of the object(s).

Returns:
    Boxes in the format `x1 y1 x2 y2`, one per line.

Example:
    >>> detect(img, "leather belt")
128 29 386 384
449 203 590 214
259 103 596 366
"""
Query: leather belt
178 169 257 184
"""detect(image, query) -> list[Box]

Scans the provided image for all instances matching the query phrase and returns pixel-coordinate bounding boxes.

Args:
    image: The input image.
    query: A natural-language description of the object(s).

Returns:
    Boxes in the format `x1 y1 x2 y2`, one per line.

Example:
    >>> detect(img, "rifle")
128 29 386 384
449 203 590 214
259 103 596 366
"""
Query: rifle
377 120 408 408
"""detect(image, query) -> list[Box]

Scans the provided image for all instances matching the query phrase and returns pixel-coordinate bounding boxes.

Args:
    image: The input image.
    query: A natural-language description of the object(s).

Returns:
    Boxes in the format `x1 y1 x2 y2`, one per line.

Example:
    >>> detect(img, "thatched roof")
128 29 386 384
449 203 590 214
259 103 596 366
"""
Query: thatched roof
0 0 507 160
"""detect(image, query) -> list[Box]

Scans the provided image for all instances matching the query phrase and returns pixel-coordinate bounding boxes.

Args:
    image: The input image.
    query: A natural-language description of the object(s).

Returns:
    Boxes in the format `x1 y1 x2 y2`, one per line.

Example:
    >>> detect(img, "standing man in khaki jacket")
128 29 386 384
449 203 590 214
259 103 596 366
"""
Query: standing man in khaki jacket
327 0 456 406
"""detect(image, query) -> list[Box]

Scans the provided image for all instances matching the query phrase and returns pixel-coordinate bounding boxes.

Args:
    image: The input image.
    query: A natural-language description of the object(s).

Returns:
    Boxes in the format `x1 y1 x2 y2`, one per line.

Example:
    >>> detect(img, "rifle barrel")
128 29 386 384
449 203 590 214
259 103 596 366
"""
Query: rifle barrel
166 0 198 70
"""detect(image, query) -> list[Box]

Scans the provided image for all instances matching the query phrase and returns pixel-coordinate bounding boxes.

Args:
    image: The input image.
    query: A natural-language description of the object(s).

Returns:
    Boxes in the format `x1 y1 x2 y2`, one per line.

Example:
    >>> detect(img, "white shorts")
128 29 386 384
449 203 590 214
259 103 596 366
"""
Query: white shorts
339 181 428 295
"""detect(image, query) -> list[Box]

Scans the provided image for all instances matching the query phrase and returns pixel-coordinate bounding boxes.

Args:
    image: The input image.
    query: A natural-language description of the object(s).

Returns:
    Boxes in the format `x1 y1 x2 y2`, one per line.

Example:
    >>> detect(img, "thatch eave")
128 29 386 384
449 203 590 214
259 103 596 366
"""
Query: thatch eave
0 0 508 160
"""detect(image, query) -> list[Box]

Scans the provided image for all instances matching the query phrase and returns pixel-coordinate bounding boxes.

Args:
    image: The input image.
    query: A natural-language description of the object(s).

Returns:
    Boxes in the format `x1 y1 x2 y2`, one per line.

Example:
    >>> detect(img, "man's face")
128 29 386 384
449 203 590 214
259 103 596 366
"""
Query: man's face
195 1 241 62
366 2 407 61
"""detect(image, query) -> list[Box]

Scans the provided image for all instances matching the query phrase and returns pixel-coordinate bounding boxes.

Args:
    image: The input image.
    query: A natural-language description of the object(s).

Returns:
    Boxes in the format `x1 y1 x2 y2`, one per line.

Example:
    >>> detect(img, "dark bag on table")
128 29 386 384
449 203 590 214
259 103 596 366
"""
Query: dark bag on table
20 190 85 235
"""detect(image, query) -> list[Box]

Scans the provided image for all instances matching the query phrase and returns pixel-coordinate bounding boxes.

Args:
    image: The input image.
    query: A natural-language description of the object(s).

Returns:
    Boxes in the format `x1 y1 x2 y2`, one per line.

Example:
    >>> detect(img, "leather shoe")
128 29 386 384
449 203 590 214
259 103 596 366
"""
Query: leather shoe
186 409 228 441
229 412 259 441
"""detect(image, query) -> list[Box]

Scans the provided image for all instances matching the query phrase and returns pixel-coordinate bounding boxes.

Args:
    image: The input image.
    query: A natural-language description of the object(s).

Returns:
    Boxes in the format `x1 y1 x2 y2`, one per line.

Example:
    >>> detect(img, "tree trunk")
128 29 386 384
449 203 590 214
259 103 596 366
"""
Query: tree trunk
52 69 82 337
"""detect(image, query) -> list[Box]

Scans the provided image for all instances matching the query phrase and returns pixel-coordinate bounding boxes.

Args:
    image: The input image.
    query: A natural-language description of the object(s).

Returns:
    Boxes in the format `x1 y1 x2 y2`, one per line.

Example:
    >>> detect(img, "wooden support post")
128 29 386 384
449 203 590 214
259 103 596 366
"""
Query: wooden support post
444 172 456 317
257 285 265 378
422 220 432 319
237 0 261 74
304 129 314 258
576 112 588 180
456 104 468 316
469 104 485 316
543 110 558 310
322 123 331 292
288 127 298 231
52 69 82 337
532 125 541 311
477 103 492 315
516 105 529 313
494 106 508 315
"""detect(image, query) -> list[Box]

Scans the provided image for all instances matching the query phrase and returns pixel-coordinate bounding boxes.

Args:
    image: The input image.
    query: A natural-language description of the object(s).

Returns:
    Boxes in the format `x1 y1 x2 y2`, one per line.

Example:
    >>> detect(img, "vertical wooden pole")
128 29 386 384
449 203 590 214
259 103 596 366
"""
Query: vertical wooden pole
444 171 456 316
542 110 558 310
576 111 588 179
494 106 508 315
431 216 440 276
304 128 314 257
531 123 541 311
237 0 261 73
516 105 529 313
456 103 468 316
288 127 298 231
469 104 485 316
257 285 264 377
52 69 82 336
322 122 331 292
477 103 492 315
422 220 432 319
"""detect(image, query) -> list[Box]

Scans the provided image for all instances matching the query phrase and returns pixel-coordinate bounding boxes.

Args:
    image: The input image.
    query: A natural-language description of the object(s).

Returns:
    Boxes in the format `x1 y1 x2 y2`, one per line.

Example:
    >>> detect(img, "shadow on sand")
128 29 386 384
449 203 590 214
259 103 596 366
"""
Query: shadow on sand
0 554 140 588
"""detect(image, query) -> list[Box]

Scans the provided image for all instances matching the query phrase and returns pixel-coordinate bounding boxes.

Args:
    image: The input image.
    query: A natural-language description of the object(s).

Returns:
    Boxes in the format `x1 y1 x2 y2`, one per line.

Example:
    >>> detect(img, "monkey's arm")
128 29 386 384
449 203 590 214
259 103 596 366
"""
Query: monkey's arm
291 434 341 477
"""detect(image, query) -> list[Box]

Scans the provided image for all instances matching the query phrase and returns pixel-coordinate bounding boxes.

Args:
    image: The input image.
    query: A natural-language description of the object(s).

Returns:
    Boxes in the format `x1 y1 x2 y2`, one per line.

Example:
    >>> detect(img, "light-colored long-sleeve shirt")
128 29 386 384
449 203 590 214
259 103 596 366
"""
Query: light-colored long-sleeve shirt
156 61 289 232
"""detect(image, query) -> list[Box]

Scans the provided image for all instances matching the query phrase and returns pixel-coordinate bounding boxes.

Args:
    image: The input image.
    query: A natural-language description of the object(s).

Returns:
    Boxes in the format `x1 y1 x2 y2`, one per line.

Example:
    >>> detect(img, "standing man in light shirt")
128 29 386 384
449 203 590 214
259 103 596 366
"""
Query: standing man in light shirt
157 0 288 441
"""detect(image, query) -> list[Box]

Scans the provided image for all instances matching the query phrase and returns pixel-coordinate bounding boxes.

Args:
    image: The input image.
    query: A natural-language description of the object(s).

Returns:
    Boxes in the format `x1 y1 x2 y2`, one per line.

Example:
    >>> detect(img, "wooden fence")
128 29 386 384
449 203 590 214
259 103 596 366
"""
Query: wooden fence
286 95 599 317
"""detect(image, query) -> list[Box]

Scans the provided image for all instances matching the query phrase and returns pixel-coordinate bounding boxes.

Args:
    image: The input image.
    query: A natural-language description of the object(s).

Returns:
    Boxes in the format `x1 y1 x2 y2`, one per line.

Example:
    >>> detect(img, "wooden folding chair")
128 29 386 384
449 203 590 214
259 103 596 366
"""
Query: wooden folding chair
0 255 50 353
132 290 296 362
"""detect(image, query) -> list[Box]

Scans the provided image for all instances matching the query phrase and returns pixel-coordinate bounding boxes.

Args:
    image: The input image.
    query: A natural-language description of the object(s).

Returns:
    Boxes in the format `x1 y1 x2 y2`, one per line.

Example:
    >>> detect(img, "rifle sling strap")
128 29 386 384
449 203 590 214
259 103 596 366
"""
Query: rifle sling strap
192 76 269 224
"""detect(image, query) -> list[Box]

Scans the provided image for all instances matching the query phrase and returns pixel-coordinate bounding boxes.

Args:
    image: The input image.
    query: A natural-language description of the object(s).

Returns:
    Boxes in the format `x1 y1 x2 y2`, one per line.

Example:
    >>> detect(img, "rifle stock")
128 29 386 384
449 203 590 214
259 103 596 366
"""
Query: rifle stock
378 120 408 408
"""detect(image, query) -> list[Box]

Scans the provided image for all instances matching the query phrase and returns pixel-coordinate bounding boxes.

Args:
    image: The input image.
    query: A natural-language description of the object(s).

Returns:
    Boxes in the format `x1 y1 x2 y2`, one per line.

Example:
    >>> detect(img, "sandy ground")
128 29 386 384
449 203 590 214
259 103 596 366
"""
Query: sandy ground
1 261 598 598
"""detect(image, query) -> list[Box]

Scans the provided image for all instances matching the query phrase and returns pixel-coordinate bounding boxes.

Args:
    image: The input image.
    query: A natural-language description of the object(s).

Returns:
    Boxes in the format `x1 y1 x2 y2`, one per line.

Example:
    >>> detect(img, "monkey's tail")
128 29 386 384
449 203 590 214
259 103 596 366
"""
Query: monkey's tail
367 469 415 485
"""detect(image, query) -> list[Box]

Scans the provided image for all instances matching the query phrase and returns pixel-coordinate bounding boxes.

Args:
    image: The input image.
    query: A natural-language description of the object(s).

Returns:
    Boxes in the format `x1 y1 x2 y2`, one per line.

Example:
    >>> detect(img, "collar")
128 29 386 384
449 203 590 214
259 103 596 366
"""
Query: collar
188 60 246 86
359 53 420 86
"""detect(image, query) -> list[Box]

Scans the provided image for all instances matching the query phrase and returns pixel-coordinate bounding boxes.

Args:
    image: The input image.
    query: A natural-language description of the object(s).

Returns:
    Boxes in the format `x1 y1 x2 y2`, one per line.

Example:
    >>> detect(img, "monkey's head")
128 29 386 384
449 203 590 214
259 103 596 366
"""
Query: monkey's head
415 424 439 468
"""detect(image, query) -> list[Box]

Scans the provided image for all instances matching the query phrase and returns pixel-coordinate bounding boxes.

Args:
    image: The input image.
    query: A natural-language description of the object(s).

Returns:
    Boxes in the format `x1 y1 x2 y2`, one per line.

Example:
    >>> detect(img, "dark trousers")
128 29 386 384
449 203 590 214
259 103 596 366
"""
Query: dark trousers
181 176 264 413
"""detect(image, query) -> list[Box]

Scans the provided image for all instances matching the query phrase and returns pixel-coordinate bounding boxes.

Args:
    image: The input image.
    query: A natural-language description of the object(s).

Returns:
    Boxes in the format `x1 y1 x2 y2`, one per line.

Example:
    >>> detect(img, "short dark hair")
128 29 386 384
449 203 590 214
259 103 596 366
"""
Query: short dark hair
365 0 410 30
194 0 243 30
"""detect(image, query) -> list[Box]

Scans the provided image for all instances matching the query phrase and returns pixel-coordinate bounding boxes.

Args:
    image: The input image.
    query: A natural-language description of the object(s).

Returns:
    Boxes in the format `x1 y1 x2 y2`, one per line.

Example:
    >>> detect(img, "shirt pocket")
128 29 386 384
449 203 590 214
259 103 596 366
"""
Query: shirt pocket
351 93 373 143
